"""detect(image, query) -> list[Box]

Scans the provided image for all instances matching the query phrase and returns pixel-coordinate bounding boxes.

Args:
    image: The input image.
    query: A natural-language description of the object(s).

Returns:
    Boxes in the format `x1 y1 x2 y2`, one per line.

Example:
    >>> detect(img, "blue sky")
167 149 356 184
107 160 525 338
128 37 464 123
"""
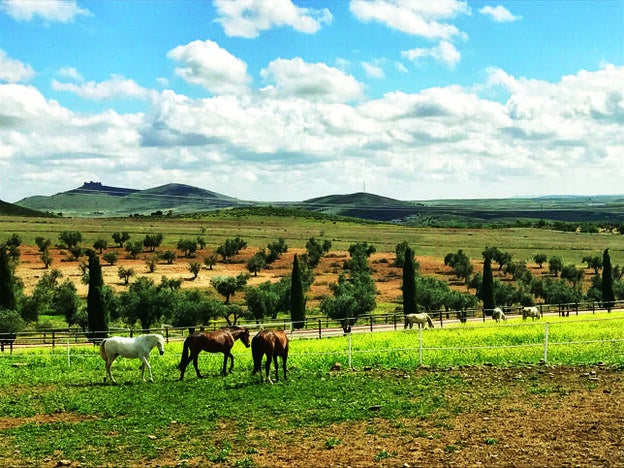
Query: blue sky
1 0 623 203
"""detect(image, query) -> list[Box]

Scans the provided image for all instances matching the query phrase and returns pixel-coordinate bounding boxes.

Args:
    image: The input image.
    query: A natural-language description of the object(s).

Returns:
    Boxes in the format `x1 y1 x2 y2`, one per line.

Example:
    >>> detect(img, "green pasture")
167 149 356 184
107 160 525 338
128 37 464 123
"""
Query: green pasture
2 213 624 264
1 314 623 466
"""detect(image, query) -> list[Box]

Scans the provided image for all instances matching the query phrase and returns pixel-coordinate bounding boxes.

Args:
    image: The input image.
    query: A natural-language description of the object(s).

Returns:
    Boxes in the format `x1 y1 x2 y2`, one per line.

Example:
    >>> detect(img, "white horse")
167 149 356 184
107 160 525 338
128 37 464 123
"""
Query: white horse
404 313 434 329
522 306 542 321
99 334 165 384
492 307 507 323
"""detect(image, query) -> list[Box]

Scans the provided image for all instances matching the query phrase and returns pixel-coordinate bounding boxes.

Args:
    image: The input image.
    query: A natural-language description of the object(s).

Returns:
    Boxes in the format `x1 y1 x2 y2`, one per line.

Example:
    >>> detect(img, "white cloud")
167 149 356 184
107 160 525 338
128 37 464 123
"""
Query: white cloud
0 49 34 82
3 62 624 202
56 66 83 82
479 5 522 23
214 0 332 38
51 75 150 100
1 0 90 23
402 41 461 69
167 40 251 95
361 61 385 79
260 57 365 102
350 0 470 40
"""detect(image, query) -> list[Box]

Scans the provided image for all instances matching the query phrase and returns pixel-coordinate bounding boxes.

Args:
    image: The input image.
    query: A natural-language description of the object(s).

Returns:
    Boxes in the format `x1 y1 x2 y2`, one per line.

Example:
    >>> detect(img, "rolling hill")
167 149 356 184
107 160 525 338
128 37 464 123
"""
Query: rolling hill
13 181 624 225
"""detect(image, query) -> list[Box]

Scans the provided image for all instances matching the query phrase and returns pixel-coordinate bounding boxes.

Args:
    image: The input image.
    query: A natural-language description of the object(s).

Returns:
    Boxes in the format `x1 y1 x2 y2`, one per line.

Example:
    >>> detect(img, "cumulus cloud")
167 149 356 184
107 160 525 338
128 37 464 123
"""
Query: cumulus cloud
362 61 385 79
402 41 461 69
0 49 34 82
214 0 332 38
0 0 91 23
350 0 470 40
56 66 83 82
3 61 624 202
260 57 365 102
167 40 251 95
51 74 150 100
479 5 522 23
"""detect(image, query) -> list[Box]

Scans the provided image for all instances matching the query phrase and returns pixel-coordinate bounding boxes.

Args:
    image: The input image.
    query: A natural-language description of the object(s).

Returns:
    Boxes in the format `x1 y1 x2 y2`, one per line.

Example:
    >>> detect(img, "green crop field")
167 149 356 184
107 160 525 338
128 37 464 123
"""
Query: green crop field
2 212 624 264
1 313 623 466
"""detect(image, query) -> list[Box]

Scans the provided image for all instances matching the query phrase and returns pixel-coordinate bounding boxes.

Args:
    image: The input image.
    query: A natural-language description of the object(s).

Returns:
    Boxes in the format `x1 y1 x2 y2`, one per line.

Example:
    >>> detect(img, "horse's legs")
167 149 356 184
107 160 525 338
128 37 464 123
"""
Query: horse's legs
140 356 153 383
273 354 279 382
221 352 230 376
191 352 204 378
227 352 235 374
106 356 117 384
265 354 273 384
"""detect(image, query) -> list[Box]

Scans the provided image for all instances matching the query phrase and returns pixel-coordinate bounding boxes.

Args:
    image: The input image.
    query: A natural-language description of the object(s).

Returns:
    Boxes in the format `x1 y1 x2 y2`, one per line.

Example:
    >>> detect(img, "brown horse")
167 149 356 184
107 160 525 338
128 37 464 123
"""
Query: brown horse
252 329 289 383
177 326 250 380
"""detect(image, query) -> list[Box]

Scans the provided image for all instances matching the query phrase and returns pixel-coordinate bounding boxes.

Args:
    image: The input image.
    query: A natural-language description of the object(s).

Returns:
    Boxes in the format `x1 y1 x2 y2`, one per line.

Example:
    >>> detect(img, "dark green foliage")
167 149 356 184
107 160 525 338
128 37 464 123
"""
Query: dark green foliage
112 231 130 247
321 245 376 332
215 237 247 263
602 248 615 311
246 281 281 323
118 276 173 330
548 256 563 277
266 237 288 264
290 254 306 329
444 249 473 283
58 230 82 249
480 254 495 315
143 233 163 252
303 237 331 268
0 247 17 311
124 241 143 259
246 250 267 276
533 253 547 268
401 246 417 316
210 274 249 304
86 250 109 341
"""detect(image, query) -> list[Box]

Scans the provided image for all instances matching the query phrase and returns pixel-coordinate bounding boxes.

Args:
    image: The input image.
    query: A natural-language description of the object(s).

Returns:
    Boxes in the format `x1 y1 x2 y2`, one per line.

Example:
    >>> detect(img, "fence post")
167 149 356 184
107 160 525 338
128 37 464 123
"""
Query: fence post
52 331 56 348
348 332 352 369
419 328 423 366
369 316 373 332
318 319 322 339
393 314 397 330
67 340 71 367
543 322 549 364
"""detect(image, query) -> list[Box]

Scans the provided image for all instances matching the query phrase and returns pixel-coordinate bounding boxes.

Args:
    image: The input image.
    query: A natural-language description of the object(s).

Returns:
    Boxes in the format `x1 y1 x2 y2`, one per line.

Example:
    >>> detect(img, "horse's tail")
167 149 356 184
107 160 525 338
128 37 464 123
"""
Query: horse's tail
251 334 262 374
427 315 434 328
99 339 108 361
177 336 191 370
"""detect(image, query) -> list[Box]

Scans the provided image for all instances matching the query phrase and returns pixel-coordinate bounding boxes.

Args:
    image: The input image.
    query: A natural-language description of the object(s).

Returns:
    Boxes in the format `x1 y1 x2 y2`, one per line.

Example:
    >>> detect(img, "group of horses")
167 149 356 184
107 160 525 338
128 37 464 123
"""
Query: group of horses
403 306 543 329
99 326 289 385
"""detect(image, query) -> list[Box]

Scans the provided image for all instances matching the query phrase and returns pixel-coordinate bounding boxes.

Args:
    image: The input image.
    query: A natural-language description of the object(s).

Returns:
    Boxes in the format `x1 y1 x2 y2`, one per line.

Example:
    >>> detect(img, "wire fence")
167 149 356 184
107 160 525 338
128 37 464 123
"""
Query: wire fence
1 313 623 370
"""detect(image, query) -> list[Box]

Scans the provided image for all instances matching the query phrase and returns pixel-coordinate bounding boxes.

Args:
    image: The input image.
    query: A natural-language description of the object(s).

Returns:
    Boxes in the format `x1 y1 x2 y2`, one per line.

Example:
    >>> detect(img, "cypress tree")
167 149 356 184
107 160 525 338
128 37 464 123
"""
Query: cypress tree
481 253 495 316
290 254 305 329
402 247 417 316
86 250 109 341
602 248 615 312
0 246 17 311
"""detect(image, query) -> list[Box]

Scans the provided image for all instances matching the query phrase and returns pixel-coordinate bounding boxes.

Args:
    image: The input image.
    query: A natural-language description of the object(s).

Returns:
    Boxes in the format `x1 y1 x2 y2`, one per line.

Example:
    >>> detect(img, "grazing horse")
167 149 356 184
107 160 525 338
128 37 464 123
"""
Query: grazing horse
252 329 289 383
404 313 434 329
99 334 165 384
522 306 542 321
492 307 507 323
177 326 250 380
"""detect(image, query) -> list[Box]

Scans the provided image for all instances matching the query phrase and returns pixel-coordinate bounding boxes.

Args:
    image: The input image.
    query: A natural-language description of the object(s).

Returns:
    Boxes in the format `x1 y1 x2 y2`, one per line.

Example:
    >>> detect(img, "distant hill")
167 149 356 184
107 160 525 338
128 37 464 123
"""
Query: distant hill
17 182 245 217
299 192 423 221
0 199 54 217
13 181 624 224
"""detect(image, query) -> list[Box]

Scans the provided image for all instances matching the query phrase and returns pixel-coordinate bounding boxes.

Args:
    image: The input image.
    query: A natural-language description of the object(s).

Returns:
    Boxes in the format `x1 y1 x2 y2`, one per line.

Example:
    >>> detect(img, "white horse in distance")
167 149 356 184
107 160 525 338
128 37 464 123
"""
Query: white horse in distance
492 307 507 323
404 313 434 329
99 334 165 384
522 306 542 321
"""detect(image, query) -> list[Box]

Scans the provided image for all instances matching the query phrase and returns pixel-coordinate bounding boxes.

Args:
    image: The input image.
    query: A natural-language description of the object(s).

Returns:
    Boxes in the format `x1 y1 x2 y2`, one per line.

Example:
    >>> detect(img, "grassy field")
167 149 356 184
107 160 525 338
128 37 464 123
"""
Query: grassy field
1 313 623 466
2 212 624 265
